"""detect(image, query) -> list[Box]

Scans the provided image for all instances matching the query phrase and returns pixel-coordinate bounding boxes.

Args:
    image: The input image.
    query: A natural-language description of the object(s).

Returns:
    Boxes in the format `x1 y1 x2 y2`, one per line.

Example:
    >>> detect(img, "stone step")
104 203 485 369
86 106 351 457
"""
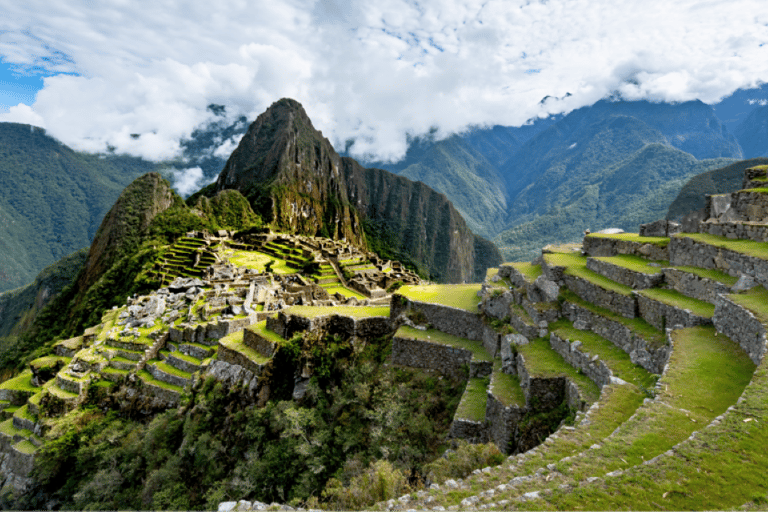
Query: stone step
635 288 715 330
586 255 666 289
582 233 670 261
669 233 768 288
661 266 736 304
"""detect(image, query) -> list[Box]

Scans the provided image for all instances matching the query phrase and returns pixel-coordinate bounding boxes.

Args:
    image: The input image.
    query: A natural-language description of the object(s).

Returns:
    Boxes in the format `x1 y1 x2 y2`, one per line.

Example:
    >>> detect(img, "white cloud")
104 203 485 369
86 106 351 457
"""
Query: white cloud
171 166 206 197
0 0 767 162
0 103 46 127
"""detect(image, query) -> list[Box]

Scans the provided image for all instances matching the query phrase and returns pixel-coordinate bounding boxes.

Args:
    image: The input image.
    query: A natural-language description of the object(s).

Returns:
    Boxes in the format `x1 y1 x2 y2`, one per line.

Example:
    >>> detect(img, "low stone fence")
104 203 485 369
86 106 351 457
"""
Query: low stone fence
449 418 489 444
485 392 524 454
391 295 485 341
217 341 269 376
662 268 732 304
586 258 664 289
390 336 472 380
713 295 767 365
635 292 712 331
669 236 768 288
583 236 669 261
561 301 670 374
549 333 613 388
266 310 392 342
698 220 768 244
563 274 637 318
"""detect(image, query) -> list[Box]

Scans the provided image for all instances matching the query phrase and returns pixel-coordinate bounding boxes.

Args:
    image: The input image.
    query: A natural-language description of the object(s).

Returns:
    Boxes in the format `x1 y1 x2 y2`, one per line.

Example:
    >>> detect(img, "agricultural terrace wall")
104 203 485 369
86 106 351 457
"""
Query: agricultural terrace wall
635 293 712 331
662 268 732 304
583 236 669 261
669 236 768 288
549 333 613 389
586 258 664 289
390 295 485 341
713 295 767 366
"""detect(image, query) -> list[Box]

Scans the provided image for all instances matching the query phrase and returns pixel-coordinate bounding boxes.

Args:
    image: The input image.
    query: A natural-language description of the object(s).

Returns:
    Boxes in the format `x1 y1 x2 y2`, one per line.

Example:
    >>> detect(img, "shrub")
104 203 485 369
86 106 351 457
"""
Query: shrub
422 440 503 484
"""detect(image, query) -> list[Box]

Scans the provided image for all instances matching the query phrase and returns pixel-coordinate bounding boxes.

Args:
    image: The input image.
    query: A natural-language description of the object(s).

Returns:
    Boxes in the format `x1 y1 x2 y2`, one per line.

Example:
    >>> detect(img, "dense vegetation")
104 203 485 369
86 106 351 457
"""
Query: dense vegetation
16 330 467 511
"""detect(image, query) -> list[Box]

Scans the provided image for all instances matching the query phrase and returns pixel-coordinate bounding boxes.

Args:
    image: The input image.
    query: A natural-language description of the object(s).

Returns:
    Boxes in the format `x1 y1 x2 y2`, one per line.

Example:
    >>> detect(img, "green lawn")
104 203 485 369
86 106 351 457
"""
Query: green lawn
729 286 768 324
637 288 715 318
322 286 368 300
490 360 525 407
455 377 489 422
396 326 491 362
552 320 657 389
0 370 37 393
227 249 295 274
506 262 543 283
246 321 286 345
592 254 667 275
676 233 768 261
398 284 482 313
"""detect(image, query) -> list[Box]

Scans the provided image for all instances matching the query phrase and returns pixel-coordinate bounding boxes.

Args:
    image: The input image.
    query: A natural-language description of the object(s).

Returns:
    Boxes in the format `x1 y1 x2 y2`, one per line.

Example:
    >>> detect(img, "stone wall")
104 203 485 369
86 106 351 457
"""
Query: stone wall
669 236 768 288
698 220 768 243
217 341 270 375
499 264 529 288
135 377 180 405
391 295 485 341
202 360 262 398
731 190 768 222
390 336 472 380
635 292 712 331
482 290 514 321
561 301 670 374
541 259 567 284
485 392 523 454
563 274 637 318
169 314 261 344
713 295 767 365
586 258 664 289
515 353 565 411
449 419 489 443
482 325 501 358
583 236 669 261
243 328 278 358
266 311 392 342
147 363 190 389
662 268 732 304
549 333 613 388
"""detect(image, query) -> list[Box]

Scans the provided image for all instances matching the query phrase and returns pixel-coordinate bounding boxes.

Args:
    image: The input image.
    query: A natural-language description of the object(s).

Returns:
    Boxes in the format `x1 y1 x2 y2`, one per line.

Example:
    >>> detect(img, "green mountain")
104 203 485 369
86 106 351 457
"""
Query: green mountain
666 157 768 221
734 106 768 158
213 98 500 282
0 123 158 293
495 143 732 259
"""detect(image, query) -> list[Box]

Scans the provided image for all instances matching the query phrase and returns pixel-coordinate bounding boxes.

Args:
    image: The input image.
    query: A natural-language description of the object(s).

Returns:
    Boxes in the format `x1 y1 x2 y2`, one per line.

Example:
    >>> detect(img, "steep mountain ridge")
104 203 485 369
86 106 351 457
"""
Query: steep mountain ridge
215 98 500 282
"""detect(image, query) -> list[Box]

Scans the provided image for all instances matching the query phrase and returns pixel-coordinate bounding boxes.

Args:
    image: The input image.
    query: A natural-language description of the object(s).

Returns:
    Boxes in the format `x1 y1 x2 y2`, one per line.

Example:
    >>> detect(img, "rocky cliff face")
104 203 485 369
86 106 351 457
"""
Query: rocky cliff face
216 98 500 282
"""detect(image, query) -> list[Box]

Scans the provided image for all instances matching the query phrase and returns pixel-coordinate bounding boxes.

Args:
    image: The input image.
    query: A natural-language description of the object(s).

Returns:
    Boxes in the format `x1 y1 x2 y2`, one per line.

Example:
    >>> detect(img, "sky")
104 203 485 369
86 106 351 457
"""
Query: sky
0 0 767 164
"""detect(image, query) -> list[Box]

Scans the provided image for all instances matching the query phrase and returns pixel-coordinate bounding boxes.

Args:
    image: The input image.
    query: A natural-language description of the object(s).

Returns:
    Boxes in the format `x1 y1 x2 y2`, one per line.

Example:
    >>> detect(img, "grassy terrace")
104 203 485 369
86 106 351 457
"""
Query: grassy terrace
247 321 286 344
520 326 758 510
226 249 295 274
591 254 667 274
455 377 488 422
518 337 600 404
321 286 367 300
543 242 582 254
0 418 30 438
485 268 512 288
151 361 192 379
729 285 768 325
285 305 390 319
586 233 670 247
395 326 491 362
13 439 37 455
552 320 657 389
45 382 78 399
545 253 633 297
219 331 271 365
397 284 482 313
670 264 739 285
560 289 666 349
137 370 184 393
0 370 37 393
490 360 525 407
676 232 768 260
637 288 716 318
501 262 543 285
169 350 202 365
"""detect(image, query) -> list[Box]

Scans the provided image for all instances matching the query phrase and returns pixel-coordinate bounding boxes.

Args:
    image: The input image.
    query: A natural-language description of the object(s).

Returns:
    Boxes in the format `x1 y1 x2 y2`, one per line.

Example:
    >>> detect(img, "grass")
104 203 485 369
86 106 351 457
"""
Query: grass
670 264 739 286
227 249 295 274
219 331 270 365
637 288 716 318
285 305 390 319
322 286 368 300
485 268 512 288
676 232 768 261
100 367 129 377
455 377 488 421
586 233 670 247
592 254 667 274
168 350 202 365
0 370 37 393
560 289 666 349
520 325 758 510
14 404 35 422
396 326 492 362
0 418 27 437
45 383 78 399
517 337 600 404
246 321 286 344
542 242 582 253
729 286 768 325
545 253 634 297
14 439 37 455
152 361 192 379
552 320 657 389
398 284 482 313
506 262 543 283
137 369 184 393
490 360 525 407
